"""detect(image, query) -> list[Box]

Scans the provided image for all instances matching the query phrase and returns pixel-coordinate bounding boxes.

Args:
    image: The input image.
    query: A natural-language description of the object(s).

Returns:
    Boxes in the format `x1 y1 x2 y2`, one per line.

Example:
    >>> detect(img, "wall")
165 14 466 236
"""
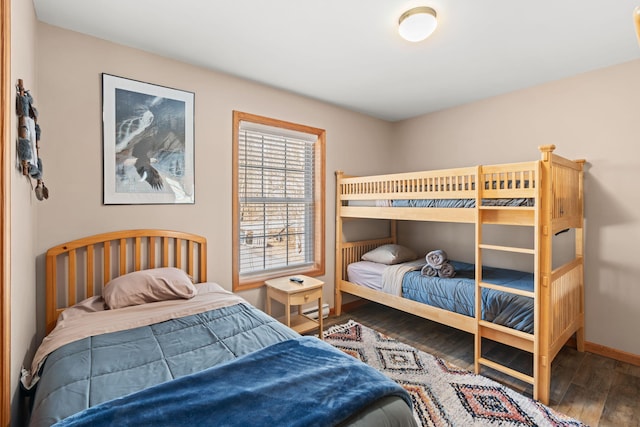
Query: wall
33 23 392 339
10 0 38 424
391 59 640 355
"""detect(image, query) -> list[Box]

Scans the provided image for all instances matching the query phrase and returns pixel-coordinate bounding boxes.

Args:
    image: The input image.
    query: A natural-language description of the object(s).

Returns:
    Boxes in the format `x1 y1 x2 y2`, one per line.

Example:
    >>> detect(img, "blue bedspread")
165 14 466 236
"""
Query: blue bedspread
29 302 300 427
54 336 411 427
30 301 416 427
402 261 535 332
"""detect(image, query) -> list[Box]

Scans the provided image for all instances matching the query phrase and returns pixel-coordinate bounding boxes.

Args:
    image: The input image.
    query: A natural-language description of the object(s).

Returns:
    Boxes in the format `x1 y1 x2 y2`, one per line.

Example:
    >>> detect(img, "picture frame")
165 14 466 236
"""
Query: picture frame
102 74 195 204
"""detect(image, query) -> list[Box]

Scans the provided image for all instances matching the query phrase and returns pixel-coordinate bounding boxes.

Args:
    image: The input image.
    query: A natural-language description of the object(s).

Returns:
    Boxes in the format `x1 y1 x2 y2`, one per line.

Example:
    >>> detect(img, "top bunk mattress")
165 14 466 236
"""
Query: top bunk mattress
343 178 535 209
348 198 534 208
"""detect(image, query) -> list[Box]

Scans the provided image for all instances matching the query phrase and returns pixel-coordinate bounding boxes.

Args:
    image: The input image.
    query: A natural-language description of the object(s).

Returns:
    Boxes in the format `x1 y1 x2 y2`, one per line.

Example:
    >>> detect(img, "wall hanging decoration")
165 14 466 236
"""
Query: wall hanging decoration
16 79 49 200
102 74 195 204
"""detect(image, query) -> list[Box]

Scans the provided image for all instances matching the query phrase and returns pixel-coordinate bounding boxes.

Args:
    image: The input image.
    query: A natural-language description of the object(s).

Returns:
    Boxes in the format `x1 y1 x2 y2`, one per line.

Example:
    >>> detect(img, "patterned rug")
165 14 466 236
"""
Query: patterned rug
324 320 586 427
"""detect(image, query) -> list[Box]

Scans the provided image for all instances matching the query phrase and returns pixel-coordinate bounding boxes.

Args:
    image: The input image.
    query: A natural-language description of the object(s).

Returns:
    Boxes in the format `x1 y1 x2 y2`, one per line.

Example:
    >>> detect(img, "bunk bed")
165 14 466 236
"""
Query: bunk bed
335 145 585 405
26 229 415 427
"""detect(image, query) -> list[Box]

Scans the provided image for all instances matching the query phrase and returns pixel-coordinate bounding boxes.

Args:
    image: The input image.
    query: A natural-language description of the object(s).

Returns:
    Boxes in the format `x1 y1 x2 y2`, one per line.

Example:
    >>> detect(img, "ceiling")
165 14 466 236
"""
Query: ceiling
33 0 640 122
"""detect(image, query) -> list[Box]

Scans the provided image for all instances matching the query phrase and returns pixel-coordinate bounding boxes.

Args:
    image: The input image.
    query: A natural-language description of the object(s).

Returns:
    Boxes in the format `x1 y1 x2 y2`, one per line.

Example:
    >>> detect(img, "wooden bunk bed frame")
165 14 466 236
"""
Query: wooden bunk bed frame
335 145 585 405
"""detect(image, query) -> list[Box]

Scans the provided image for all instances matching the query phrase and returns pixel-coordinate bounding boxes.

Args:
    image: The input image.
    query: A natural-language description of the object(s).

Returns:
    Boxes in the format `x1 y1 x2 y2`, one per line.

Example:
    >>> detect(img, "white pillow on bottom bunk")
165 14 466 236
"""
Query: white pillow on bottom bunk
361 244 417 265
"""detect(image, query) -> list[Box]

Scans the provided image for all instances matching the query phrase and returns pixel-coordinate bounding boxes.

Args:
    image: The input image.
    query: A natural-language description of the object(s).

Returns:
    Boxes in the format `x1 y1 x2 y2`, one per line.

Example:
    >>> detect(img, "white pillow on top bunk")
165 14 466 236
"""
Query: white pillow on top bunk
361 244 417 265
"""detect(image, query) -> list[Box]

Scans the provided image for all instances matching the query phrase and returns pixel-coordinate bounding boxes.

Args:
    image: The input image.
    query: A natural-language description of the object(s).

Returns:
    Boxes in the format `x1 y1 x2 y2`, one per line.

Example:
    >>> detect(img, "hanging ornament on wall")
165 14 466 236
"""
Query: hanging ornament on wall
16 79 49 201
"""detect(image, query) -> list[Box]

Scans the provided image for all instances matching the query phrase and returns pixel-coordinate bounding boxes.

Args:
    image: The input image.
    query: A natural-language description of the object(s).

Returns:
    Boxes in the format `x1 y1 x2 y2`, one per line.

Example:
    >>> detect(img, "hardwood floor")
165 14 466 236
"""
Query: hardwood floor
320 302 640 427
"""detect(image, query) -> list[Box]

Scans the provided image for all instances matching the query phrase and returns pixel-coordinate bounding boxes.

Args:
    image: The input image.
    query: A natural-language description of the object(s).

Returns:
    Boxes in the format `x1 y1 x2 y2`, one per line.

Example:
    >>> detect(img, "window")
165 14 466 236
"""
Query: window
232 111 325 291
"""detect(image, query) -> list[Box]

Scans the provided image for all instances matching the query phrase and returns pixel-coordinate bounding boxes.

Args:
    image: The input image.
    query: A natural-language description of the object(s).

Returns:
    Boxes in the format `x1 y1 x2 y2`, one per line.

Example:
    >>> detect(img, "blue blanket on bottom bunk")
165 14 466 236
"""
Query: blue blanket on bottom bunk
53 336 411 427
402 260 535 333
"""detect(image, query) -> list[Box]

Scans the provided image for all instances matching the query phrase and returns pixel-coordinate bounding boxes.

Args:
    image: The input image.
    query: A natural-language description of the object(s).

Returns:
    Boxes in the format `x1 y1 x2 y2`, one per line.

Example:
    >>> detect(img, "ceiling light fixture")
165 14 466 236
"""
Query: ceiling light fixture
398 6 438 42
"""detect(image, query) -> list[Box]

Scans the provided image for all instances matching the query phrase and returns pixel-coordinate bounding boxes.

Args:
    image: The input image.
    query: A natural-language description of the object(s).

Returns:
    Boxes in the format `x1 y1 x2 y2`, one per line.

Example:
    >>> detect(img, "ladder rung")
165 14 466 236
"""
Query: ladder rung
478 320 535 342
478 243 535 255
478 357 534 384
480 325 534 353
479 281 535 298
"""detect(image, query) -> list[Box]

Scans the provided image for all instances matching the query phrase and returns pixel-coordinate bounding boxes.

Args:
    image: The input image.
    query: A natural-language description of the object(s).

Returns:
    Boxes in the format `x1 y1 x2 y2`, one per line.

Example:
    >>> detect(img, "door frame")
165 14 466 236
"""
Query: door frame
1 0 12 423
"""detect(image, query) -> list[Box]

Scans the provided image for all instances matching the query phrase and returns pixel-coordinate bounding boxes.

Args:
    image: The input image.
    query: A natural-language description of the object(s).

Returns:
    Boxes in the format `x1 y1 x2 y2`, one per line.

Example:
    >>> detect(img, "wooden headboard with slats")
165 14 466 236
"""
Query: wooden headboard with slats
45 229 207 333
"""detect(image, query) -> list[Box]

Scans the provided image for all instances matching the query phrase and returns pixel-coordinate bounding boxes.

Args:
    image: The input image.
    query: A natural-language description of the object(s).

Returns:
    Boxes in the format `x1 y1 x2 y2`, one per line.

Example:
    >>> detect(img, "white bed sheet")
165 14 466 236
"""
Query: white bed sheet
347 261 389 291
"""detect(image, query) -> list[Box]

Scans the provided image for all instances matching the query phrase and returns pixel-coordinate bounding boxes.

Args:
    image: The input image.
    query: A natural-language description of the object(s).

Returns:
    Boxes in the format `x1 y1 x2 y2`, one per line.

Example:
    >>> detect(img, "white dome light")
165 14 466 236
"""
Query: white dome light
398 7 438 42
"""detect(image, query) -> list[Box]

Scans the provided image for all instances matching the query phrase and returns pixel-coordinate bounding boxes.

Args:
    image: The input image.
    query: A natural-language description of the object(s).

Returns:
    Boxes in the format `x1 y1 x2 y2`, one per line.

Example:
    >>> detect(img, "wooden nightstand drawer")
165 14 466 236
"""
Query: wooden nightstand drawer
289 288 322 305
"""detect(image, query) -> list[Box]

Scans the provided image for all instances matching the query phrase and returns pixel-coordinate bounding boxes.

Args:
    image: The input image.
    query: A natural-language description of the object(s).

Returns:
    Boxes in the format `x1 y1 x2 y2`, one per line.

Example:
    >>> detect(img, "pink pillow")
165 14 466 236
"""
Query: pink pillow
103 267 197 309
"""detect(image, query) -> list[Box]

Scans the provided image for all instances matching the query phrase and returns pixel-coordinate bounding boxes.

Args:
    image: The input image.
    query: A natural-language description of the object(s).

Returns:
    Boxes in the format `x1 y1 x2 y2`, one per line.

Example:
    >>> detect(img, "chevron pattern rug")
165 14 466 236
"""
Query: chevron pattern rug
324 320 586 427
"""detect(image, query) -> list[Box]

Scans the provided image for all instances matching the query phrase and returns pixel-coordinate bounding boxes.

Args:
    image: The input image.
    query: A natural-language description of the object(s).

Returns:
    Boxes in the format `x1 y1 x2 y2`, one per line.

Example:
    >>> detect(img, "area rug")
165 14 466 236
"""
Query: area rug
324 320 586 427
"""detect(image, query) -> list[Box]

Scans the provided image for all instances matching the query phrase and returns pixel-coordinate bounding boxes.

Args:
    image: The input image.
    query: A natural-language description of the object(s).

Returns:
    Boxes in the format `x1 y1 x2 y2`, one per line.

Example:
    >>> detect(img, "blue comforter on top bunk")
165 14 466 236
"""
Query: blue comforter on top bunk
401 261 535 333
391 198 533 208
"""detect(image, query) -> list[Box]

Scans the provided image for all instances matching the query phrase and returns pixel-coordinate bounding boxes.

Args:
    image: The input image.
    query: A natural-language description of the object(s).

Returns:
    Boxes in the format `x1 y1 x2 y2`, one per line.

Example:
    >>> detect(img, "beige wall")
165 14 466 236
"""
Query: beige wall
10 0 38 424
33 23 392 335
391 59 640 355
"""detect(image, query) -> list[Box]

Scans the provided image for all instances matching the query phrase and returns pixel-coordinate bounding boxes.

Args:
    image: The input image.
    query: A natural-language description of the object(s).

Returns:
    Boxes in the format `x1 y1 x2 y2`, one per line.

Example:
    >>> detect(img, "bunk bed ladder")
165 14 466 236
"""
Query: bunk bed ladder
474 161 543 399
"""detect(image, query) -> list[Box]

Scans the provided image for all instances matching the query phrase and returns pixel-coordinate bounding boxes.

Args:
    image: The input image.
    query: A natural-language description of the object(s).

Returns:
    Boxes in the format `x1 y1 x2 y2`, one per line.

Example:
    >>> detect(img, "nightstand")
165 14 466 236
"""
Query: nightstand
265 275 324 338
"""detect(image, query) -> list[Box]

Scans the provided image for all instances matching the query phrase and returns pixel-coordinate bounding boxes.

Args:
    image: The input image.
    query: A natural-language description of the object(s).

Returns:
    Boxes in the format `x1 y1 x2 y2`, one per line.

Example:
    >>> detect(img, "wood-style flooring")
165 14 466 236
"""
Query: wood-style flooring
320 302 640 427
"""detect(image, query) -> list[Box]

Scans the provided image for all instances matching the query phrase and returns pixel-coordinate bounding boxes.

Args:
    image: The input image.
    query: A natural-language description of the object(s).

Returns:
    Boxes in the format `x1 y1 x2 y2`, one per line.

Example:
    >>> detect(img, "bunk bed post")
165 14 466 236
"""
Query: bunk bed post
537 144 555 404
474 165 482 375
335 171 344 316
575 159 586 352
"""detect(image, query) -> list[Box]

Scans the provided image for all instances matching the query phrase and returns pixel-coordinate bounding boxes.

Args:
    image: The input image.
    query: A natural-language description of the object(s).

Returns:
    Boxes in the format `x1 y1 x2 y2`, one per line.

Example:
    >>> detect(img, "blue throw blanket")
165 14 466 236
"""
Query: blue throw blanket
53 336 411 427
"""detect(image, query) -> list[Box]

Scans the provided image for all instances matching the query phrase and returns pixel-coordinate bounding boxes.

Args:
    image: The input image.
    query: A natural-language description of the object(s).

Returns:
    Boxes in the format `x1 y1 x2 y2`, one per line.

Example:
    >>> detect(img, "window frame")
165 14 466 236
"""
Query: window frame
232 111 325 291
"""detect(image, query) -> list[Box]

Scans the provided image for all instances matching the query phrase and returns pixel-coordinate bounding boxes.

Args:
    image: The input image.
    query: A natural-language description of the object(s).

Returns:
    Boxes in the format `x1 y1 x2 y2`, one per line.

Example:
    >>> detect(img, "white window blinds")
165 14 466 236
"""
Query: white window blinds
238 121 317 276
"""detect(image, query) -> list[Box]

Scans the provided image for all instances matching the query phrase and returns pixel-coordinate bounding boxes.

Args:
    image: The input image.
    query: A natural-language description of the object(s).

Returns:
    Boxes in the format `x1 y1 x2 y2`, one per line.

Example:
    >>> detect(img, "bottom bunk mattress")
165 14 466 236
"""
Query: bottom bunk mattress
348 260 534 333
27 283 415 427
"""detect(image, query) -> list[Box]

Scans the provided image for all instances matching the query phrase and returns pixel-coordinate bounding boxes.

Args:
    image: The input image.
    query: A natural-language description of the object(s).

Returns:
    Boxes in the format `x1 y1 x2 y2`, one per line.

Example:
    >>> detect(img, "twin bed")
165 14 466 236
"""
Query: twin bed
335 145 585 405
26 230 416 427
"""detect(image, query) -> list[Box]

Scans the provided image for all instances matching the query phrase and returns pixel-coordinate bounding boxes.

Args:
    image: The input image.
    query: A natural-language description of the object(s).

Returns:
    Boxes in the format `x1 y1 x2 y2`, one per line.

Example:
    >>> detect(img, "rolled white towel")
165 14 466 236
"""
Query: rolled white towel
420 264 438 277
437 261 456 278
426 249 448 268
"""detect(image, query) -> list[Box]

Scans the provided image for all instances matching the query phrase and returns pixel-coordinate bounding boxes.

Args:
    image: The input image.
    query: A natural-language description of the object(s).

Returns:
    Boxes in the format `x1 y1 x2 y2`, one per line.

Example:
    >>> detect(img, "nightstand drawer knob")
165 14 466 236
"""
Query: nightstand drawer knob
304 294 310 301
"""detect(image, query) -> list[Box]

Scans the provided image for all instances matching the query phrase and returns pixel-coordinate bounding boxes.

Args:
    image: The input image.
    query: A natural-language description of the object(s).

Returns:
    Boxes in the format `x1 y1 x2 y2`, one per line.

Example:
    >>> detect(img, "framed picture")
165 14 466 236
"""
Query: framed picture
102 74 195 204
